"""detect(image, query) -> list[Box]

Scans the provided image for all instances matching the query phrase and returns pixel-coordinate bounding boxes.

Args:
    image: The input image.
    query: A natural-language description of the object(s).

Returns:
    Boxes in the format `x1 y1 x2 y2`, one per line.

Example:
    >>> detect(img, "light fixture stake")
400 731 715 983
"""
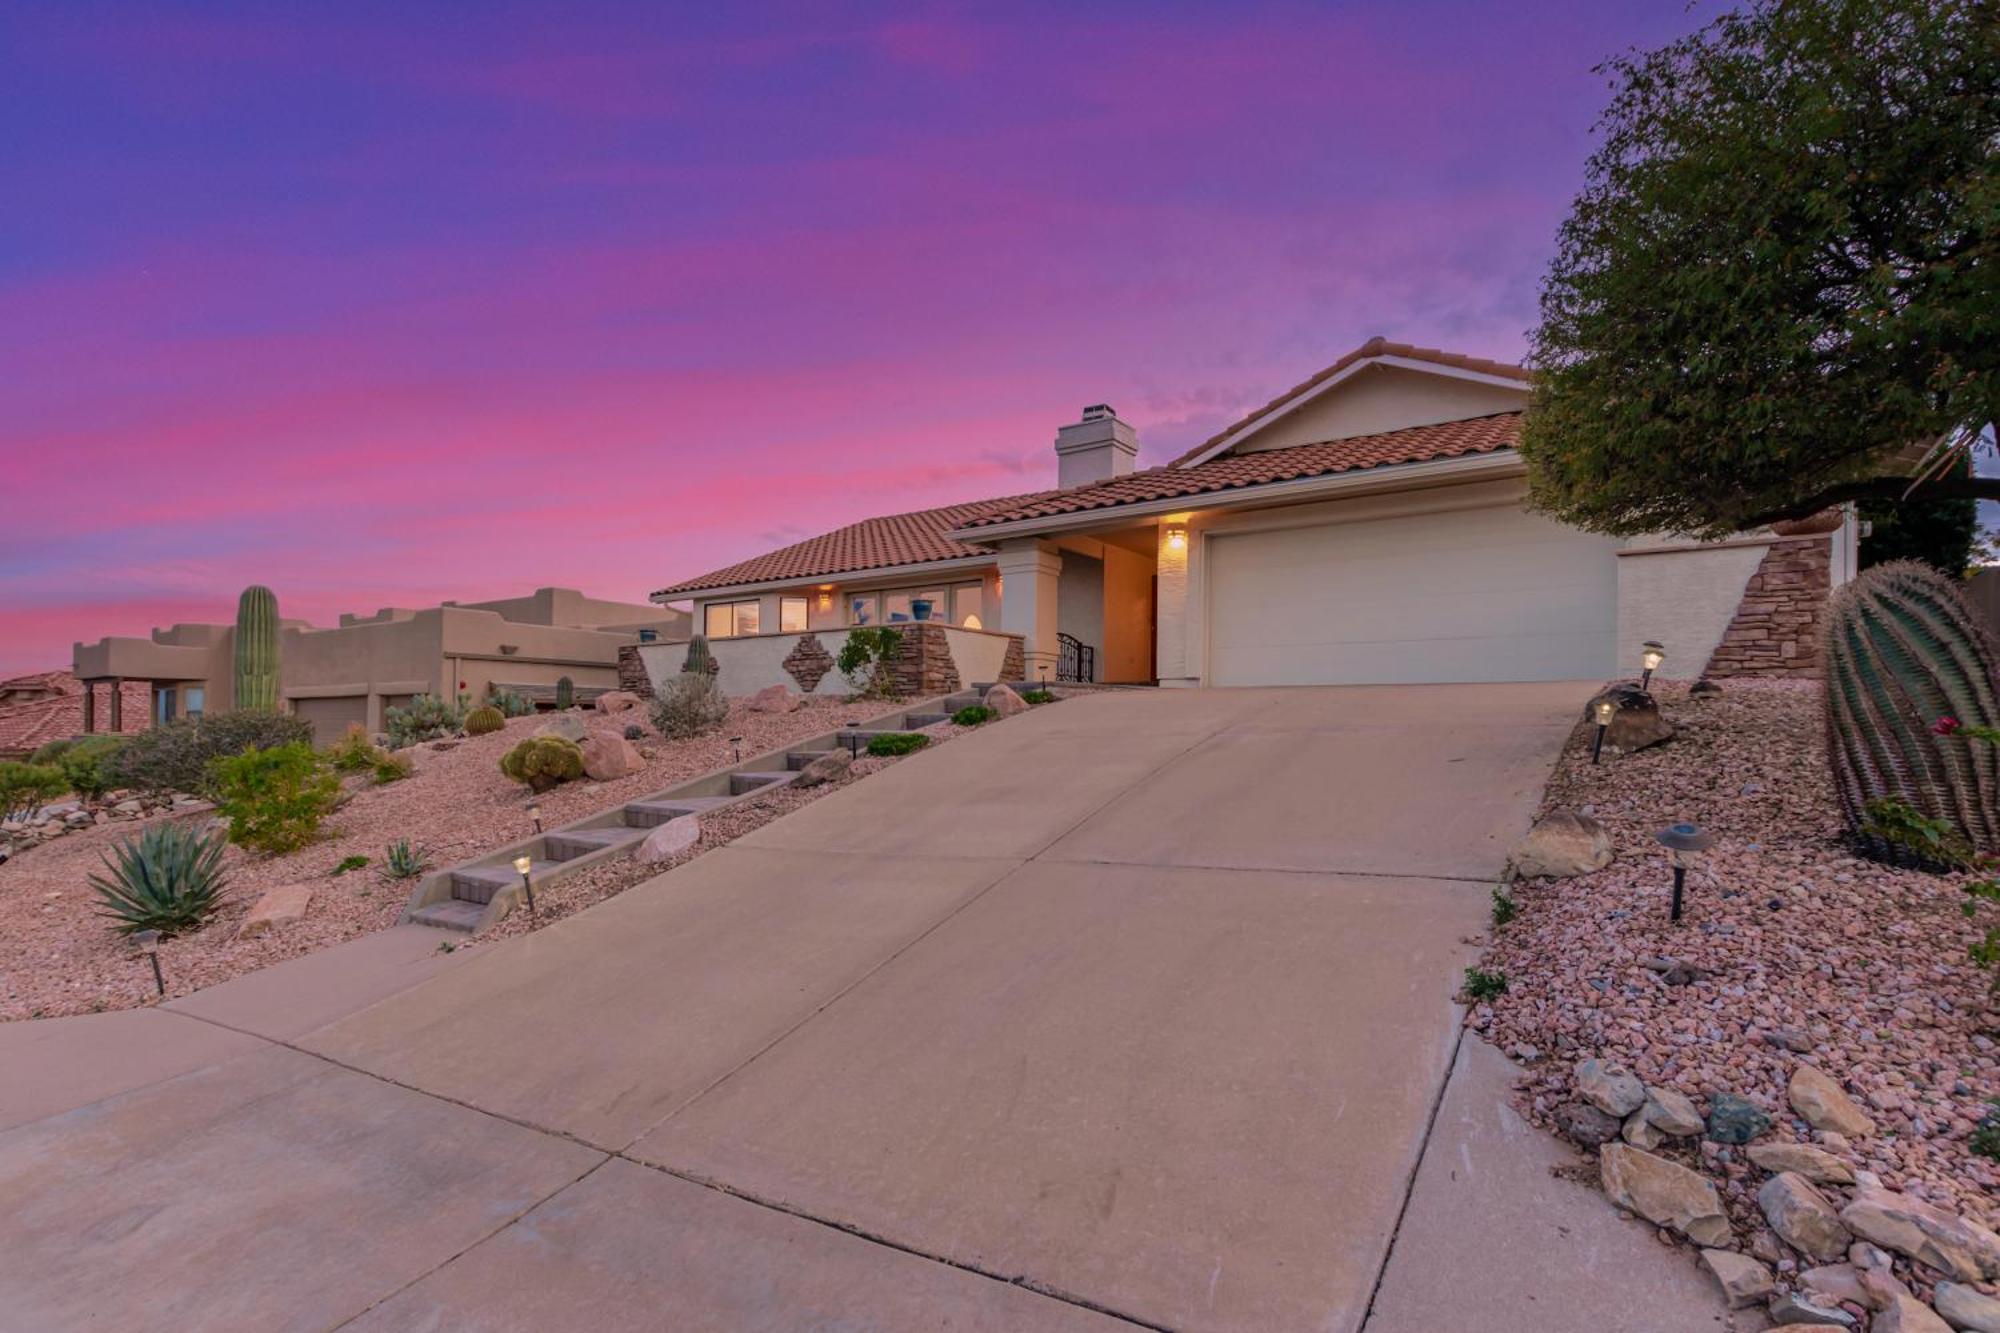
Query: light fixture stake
1654 823 1714 925
1639 641 1666 692
844 721 861 759
513 854 537 916
1591 699 1614 765
527 802 542 835
132 929 165 996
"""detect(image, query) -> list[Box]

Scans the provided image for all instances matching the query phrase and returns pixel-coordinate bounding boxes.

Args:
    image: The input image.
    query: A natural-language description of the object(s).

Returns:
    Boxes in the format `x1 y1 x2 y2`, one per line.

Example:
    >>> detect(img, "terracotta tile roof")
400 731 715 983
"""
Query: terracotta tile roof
654 489 1064 597
957 412 1523 531
0 670 78 698
0 682 150 758
1171 336 1531 466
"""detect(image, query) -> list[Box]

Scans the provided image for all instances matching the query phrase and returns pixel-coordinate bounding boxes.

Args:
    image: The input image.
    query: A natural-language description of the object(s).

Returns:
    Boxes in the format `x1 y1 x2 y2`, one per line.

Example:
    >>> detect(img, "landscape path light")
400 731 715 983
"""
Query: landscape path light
1592 698 1615 764
513 854 537 917
730 735 743 764
1640 641 1666 692
131 929 165 996
527 802 542 835
1654 822 1714 924
844 720 861 760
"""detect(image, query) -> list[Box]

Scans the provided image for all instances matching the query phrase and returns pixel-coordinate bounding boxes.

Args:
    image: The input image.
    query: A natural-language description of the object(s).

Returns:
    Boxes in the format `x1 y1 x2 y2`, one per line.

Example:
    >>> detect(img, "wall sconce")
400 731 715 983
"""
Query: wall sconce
1165 524 1189 552
1640 641 1665 691
513 854 537 915
1654 823 1713 923
1592 698 1615 764
817 586 834 612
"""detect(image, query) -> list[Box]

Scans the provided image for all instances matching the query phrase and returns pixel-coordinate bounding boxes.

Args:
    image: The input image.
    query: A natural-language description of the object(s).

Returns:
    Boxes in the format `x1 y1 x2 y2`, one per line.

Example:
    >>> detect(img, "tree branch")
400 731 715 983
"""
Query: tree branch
1746 474 2000 528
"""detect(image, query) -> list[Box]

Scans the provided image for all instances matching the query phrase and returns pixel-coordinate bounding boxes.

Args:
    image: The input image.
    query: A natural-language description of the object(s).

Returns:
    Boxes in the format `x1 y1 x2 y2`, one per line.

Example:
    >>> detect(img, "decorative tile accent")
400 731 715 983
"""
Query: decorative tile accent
783 633 836 692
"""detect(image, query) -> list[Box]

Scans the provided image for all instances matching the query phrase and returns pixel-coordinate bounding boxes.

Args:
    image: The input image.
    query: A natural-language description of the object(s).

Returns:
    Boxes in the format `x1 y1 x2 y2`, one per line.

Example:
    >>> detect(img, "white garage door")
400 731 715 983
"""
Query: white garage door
1207 502 1619 685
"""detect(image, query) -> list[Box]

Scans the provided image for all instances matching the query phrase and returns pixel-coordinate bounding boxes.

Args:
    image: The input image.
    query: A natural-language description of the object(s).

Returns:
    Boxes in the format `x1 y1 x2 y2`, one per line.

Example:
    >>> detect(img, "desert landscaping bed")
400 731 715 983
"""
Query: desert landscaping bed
0 696 880 1021
1475 678 2000 1324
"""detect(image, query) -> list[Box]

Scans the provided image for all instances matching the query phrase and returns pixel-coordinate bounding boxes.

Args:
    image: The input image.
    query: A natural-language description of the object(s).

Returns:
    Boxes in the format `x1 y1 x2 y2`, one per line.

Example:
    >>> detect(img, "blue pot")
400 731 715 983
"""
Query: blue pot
911 599 934 622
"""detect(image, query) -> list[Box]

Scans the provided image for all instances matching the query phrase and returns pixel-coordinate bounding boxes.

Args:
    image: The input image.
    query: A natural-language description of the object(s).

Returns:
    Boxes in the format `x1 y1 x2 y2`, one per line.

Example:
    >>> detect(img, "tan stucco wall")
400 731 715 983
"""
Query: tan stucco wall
1233 364 1528 454
1614 538 1773 680
693 566 1002 642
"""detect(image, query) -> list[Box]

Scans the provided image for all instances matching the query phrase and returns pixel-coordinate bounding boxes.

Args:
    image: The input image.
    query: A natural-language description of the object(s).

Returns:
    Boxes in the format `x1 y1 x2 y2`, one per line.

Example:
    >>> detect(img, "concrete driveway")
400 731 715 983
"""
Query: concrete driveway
0 684 1691 1331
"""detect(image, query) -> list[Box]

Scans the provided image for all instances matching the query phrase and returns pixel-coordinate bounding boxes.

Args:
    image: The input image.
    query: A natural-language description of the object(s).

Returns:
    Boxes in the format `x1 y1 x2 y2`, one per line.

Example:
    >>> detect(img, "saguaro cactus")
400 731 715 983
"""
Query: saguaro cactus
232 585 281 711
554 675 575 710
1824 560 2000 855
682 635 717 676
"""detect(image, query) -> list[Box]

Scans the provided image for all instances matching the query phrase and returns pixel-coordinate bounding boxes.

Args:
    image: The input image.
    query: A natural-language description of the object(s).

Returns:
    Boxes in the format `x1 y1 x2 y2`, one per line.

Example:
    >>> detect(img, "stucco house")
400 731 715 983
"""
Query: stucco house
653 338 1857 692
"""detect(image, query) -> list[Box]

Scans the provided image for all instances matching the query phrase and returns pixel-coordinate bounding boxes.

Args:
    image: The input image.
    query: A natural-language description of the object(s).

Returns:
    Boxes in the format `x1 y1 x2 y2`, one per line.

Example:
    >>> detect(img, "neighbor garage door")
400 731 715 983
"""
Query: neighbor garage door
1206 501 1620 685
293 695 369 746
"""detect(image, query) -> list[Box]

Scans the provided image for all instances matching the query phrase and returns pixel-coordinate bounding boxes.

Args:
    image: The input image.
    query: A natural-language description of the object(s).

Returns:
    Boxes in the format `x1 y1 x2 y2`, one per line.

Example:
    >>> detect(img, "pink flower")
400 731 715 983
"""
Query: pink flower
1934 716 1963 736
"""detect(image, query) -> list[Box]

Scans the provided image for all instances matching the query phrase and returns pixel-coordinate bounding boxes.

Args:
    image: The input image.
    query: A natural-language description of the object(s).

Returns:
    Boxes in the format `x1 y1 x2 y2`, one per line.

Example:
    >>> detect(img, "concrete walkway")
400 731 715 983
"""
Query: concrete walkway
0 685 1730 1331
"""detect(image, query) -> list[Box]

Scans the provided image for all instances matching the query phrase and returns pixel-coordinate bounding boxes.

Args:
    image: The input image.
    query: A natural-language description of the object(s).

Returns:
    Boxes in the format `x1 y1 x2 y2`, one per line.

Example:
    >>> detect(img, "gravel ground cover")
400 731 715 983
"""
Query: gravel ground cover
1474 678 2000 1291
0 697 865 1020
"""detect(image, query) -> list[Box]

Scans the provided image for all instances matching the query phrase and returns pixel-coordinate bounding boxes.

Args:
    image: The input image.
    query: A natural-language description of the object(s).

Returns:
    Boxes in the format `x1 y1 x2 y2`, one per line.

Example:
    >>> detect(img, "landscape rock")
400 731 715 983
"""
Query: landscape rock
1509 809 1614 879
535 714 589 744
1641 1085 1707 1138
1934 1282 2000 1332
1747 1143 1857 1186
1599 1143 1731 1246
745 684 799 714
1768 1293 1859 1327
983 683 1028 718
1796 1264 1868 1307
1700 1249 1775 1309
1707 1092 1773 1145
637 816 700 865
792 751 853 789
1758 1172 1854 1262
1789 1065 1877 1138
579 734 644 782
236 884 314 940
1875 1294 1954 1333
1576 1057 1647 1117
1621 1111 1665 1150
1841 1186 2000 1282
1586 683 1675 752
1555 1101 1622 1148
593 690 642 714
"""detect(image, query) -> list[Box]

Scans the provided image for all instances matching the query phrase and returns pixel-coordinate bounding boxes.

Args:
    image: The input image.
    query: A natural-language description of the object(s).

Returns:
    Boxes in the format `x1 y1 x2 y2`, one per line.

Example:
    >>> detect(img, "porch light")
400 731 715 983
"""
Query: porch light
1164 524 1188 552
130 928 165 996
817 586 834 612
527 802 542 835
1654 823 1713 924
1640 642 1665 691
513 854 537 915
1591 698 1615 764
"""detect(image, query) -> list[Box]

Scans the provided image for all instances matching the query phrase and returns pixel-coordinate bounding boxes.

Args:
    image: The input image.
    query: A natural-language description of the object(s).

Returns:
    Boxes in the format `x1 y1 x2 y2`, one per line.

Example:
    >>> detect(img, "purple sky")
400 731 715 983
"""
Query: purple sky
0 2 1709 674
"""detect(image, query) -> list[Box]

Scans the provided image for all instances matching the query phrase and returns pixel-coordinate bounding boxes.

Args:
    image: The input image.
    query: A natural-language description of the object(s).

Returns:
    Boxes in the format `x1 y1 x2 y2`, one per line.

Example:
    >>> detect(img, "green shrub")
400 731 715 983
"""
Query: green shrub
838 628 903 697
58 736 126 802
499 736 584 792
951 705 996 727
370 751 413 785
1021 689 1055 705
650 672 729 740
1462 967 1508 1001
384 694 464 749
0 762 67 819
108 710 314 797
464 706 506 736
1860 796 1970 870
383 838 430 880
211 742 341 854
29 738 76 765
88 822 230 936
487 688 535 717
332 854 369 876
866 732 929 758
1973 1102 2000 1162
1491 887 1518 928
327 723 380 773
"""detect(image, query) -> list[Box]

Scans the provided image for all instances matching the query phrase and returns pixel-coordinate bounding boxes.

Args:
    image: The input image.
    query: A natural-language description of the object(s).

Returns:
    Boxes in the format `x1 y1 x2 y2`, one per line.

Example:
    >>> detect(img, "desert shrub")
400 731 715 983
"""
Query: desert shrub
384 693 464 749
1462 967 1508 1001
58 735 127 802
837 627 903 697
332 854 369 876
1860 796 1970 870
210 742 341 854
1021 689 1055 705
383 838 430 880
327 723 380 773
866 732 928 758
29 738 76 764
0 762 67 819
951 705 995 727
464 705 506 736
499 736 585 792
89 821 230 935
109 710 313 797
370 751 413 785
624 723 645 741
650 672 729 740
1490 887 1518 928
487 688 535 717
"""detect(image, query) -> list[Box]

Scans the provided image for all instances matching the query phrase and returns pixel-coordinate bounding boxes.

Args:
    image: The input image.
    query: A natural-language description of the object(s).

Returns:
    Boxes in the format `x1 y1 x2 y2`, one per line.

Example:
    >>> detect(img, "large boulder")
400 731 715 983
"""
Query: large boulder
1789 1065 1877 1137
1758 1172 1853 1262
237 884 314 940
746 684 798 714
793 751 853 789
1599 1143 1731 1246
637 815 700 865
535 713 589 744
1841 1185 2000 1282
593 690 642 714
1585 683 1674 752
580 734 644 782
1510 809 1614 878
984 683 1028 718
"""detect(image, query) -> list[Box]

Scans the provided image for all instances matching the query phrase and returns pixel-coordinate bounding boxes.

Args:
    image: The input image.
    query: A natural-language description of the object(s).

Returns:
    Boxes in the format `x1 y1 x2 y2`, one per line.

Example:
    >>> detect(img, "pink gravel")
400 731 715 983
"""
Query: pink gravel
1472 678 2000 1250
0 698 861 1021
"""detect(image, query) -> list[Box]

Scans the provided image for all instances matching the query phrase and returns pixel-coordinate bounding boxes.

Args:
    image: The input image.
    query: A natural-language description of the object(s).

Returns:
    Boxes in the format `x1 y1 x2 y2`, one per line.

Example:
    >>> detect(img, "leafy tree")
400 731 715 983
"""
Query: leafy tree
1520 0 1998 539
1859 459 1978 575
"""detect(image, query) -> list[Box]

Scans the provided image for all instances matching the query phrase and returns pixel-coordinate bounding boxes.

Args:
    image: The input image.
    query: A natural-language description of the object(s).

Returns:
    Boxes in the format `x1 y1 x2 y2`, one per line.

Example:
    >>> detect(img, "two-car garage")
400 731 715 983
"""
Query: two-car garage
1202 498 1623 686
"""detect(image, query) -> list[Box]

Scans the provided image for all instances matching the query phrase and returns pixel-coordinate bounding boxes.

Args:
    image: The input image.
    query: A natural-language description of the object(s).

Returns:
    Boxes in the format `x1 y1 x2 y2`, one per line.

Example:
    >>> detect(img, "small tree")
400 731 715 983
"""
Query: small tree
0 762 67 820
1521 0 1999 539
210 742 342 854
837 627 903 698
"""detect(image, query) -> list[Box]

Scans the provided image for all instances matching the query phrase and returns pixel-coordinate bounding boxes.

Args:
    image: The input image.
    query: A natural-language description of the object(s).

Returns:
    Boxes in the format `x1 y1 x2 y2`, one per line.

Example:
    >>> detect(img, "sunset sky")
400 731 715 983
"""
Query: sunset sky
0 2 1708 674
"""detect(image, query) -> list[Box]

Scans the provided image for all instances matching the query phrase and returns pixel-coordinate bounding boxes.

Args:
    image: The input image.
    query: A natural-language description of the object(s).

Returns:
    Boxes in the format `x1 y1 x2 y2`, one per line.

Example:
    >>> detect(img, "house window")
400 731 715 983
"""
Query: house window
883 588 947 623
849 594 878 626
951 582 985 629
184 687 205 719
704 600 760 638
155 687 177 724
779 596 809 633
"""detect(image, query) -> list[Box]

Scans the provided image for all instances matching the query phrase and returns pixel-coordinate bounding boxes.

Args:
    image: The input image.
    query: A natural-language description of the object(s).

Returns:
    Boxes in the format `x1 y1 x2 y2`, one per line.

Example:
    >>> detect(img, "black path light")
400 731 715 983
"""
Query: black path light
1640 641 1666 692
730 735 743 764
527 801 542 835
1592 697 1615 764
131 929 165 996
844 720 861 759
513 853 537 917
1655 823 1714 924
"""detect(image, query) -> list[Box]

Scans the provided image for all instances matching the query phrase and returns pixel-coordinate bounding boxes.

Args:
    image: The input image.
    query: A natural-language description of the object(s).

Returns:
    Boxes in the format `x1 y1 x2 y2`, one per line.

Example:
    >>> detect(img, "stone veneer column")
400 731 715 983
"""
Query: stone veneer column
1701 535 1833 678
996 540 1064 684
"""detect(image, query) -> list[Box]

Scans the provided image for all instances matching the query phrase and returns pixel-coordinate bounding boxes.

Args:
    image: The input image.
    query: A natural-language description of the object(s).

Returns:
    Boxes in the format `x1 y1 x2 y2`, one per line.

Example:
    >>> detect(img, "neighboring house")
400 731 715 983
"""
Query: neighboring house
655 337 1858 690
0 672 148 759
74 587 690 744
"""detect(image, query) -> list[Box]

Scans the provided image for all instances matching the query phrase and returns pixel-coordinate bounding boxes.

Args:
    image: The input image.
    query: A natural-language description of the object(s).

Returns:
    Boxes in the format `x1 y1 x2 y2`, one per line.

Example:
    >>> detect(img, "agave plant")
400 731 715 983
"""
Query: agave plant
382 837 431 880
88 822 230 936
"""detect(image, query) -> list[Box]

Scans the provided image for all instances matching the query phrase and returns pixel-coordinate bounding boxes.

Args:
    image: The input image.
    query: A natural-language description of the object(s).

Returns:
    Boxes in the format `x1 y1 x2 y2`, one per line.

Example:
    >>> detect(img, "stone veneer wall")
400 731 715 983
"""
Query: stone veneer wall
616 645 655 698
1701 536 1833 678
889 624 962 697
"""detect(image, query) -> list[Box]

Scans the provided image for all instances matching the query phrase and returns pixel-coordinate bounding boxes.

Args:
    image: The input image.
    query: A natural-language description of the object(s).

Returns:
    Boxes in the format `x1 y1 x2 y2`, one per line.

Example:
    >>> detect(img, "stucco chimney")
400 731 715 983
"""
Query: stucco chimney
1054 404 1137 488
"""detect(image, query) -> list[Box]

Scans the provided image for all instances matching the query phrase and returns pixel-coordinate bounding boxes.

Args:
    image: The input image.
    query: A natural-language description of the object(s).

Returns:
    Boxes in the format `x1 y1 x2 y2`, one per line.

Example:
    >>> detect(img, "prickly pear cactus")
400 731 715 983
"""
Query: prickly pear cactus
1823 560 2000 855
554 675 574 710
232 585 281 711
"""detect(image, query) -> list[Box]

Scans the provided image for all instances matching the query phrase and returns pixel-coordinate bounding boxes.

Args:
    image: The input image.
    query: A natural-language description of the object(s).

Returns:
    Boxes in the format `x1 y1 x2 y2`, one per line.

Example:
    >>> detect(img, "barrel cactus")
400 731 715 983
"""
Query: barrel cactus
464 706 505 736
499 736 584 792
232 585 281 711
554 675 574 710
683 634 717 675
1824 560 2000 858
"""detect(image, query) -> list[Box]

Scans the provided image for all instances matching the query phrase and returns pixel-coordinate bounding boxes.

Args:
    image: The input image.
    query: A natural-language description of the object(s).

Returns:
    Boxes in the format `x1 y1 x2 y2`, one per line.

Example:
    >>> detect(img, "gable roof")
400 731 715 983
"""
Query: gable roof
1171 336 1531 467
654 489 1062 598
0 681 150 757
956 411 1523 533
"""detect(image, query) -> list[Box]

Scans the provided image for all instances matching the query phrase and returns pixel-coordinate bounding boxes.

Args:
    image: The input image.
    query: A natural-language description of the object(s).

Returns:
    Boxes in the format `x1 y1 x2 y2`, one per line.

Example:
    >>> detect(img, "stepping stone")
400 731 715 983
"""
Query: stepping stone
408 899 484 932
544 828 639 862
450 865 519 905
729 771 793 796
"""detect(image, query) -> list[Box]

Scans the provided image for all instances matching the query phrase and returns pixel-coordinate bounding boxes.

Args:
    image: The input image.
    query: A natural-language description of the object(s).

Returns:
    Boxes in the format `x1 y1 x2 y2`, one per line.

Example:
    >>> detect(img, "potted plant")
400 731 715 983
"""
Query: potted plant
911 597 934 622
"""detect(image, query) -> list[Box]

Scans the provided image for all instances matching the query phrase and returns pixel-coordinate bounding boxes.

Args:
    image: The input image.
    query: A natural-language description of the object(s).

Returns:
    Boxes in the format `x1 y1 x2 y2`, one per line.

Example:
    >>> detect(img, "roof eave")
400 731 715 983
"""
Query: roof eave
651 551 1000 603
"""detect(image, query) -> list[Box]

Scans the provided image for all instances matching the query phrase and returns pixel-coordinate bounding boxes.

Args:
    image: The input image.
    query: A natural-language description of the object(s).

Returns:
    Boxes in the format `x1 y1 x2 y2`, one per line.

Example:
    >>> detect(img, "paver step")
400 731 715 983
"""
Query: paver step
785 749 835 770
622 795 728 827
450 864 519 905
729 771 794 796
903 711 950 728
409 899 485 932
544 827 641 862
943 692 982 710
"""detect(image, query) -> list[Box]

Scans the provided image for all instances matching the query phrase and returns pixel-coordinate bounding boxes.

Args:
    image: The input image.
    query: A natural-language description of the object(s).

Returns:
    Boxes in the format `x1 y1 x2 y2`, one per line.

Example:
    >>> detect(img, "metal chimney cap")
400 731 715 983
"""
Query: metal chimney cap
1081 403 1116 420
1654 822 1714 852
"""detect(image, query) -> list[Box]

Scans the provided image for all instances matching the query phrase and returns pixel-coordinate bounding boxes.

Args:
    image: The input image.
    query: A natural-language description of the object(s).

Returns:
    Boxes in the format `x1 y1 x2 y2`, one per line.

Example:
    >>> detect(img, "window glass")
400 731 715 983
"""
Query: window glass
155 688 176 724
735 601 760 636
704 603 734 639
952 582 985 629
184 687 205 719
849 594 877 625
780 597 808 633
882 590 912 622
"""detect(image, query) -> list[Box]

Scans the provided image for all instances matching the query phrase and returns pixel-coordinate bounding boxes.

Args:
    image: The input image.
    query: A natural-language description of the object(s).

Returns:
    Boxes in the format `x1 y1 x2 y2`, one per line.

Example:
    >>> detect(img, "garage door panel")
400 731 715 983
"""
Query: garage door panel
293 695 369 746
1207 504 1618 686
